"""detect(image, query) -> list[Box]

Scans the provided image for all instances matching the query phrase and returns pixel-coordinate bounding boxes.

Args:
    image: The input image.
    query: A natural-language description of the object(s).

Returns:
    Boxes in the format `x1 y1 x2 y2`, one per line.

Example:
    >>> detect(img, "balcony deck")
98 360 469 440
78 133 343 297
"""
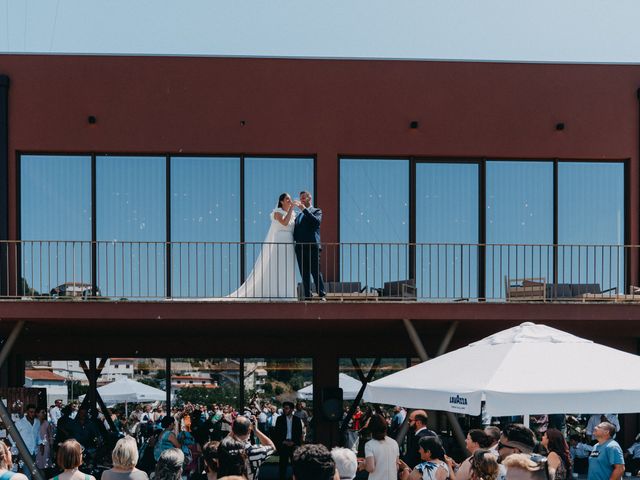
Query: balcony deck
0 297 638 357
0 240 638 357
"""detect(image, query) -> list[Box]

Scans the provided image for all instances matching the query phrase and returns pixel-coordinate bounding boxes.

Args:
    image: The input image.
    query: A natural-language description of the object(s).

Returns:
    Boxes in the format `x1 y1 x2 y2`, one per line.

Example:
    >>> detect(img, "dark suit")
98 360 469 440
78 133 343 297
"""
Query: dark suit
404 427 438 468
274 414 304 480
293 206 325 299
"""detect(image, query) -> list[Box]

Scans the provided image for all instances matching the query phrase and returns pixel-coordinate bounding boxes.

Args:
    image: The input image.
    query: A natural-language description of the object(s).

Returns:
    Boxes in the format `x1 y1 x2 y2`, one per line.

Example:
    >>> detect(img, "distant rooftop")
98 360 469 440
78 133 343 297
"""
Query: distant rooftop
25 369 66 381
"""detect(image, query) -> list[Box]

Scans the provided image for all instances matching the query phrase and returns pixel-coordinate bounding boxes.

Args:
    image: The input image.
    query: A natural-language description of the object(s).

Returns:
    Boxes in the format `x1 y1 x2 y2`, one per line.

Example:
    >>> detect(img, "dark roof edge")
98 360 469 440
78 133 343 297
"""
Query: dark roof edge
0 51 639 67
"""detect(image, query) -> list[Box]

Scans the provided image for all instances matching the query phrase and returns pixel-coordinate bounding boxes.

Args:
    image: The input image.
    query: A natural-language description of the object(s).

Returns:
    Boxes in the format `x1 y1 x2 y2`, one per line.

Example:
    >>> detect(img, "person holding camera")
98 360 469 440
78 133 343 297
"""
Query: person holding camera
227 415 275 480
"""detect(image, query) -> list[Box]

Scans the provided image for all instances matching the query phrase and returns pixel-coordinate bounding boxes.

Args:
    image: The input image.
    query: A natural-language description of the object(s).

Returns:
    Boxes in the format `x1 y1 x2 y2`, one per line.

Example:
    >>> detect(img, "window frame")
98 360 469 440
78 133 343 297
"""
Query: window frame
17 151 317 297
338 156 629 298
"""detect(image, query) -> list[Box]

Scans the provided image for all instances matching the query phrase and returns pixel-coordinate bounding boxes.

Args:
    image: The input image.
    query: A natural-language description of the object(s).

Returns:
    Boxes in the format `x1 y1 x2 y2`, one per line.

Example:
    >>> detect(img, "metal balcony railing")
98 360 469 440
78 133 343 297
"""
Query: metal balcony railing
0 241 635 302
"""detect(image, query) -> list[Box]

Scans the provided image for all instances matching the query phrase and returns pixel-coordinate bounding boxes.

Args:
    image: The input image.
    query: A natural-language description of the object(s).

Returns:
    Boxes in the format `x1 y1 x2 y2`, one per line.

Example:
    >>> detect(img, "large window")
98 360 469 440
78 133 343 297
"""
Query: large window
486 161 554 299
171 157 241 297
558 162 625 293
20 155 92 295
416 162 478 299
243 157 314 277
19 154 627 300
96 156 166 298
19 153 313 299
340 158 626 301
339 159 409 291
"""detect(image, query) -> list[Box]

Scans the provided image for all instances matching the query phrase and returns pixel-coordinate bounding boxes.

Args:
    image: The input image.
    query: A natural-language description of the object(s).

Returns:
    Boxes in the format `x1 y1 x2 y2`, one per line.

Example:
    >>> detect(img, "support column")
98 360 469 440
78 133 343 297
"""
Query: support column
313 348 339 447
78 359 116 431
0 75 9 296
339 358 381 439
0 322 25 387
402 320 468 455
7 354 25 387
0 322 45 480
165 358 171 410
88 358 97 416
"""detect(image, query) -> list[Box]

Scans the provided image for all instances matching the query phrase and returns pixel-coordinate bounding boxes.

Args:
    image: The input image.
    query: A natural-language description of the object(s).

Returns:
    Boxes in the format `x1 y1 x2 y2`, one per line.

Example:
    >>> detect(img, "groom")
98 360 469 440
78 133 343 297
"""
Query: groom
293 190 326 300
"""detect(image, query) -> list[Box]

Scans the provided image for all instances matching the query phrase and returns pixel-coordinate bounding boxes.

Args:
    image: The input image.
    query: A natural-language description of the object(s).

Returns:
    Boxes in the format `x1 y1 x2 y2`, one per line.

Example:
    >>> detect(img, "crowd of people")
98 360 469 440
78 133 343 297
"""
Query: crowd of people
341 409 631 480
3 399 639 480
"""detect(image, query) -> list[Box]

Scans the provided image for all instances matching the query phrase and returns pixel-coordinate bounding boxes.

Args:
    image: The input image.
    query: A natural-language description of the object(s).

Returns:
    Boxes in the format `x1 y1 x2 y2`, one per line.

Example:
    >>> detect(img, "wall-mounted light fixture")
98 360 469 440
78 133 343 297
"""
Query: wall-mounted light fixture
555 122 565 131
409 121 419 129
88 115 97 125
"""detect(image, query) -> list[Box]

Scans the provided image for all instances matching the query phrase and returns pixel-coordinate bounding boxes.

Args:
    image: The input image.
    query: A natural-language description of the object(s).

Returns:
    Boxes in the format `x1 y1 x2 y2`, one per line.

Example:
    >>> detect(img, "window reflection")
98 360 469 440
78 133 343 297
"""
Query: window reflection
243 157 314 279
558 162 625 295
416 163 478 300
96 156 166 298
171 157 241 297
486 161 553 299
339 159 409 293
20 155 92 295
17 153 628 302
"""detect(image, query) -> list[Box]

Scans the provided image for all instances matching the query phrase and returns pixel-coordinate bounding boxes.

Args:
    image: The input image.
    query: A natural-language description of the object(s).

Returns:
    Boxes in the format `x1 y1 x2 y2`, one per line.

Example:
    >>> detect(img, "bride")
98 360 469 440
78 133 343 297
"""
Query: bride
225 193 299 300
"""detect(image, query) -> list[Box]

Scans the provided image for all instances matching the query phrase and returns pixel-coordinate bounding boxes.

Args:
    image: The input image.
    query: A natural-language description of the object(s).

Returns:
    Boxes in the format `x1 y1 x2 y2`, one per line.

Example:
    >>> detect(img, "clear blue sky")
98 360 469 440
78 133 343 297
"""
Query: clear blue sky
2 0 640 63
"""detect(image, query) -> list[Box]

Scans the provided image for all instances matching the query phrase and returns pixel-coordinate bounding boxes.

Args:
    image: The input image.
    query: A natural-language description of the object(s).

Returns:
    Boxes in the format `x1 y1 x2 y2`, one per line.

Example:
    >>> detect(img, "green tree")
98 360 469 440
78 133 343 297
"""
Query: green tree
139 377 161 388
288 374 305 391
176 386 238 406
68 381 89 400
19 277 40 296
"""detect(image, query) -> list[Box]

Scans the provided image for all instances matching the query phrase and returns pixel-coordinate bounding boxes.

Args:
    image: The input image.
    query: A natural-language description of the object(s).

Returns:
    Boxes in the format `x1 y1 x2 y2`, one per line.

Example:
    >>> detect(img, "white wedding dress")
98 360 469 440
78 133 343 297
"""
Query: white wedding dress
224 207 298 300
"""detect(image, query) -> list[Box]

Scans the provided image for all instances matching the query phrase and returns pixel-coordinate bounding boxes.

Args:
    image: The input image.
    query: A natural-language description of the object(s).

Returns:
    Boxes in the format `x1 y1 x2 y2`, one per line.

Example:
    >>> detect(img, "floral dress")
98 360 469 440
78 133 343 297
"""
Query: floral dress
415 460 450 480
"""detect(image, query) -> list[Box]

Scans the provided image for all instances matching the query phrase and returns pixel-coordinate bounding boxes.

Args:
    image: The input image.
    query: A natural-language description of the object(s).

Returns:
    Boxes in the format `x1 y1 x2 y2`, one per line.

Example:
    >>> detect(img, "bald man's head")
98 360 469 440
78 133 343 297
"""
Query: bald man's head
409 410 428 429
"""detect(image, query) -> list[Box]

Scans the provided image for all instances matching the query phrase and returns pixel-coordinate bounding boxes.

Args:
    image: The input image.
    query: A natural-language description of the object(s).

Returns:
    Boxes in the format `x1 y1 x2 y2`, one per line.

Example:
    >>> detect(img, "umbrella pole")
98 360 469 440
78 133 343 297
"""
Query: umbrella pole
125 401 128 418
402 319 468 455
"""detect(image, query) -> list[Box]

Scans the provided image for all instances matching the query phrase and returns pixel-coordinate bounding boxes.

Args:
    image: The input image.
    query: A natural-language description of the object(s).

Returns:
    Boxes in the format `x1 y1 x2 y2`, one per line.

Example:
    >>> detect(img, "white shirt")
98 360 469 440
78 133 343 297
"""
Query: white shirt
270 413 279 427
586 414 620 439
49 406 62 426
627 442 640 459
15 416 41 455
286 414 293 440
398 409 406 423
570 442 593 459
365 436 400 480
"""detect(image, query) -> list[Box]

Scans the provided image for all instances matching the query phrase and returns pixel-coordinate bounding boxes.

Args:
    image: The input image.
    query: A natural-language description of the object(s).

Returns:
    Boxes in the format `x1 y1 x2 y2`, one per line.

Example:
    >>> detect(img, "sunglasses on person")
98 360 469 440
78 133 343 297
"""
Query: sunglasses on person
497 441 518 450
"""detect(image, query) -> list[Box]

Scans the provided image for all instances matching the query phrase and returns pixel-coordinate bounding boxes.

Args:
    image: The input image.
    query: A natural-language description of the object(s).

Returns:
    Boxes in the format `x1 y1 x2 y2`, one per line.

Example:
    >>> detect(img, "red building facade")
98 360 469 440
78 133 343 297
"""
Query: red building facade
1 54 640 444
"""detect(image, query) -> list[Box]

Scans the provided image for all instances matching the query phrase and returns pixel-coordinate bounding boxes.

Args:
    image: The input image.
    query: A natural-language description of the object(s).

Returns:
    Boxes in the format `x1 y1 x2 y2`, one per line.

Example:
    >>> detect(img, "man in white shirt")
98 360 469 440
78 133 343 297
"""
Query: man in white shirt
269 405 280 433
275 402 303 480
49 399 63 427
586 414 620 440
15 404 42 479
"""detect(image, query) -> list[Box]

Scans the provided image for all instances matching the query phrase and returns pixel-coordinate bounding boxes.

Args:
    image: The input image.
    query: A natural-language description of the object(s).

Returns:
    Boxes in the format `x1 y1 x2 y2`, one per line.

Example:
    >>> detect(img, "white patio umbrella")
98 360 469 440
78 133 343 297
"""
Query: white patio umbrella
364 322 640 417
298 373 364 400
80 377 166 416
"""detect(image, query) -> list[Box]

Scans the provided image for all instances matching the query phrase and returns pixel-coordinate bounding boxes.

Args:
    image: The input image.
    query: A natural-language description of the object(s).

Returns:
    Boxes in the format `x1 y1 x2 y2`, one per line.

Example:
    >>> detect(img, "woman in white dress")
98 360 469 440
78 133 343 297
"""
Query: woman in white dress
225 193 298 300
